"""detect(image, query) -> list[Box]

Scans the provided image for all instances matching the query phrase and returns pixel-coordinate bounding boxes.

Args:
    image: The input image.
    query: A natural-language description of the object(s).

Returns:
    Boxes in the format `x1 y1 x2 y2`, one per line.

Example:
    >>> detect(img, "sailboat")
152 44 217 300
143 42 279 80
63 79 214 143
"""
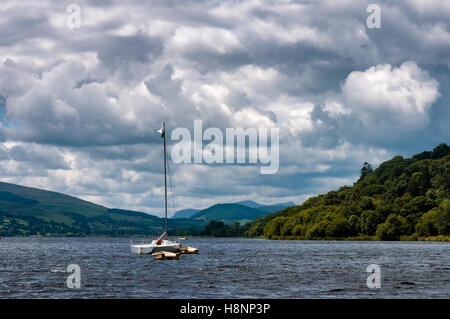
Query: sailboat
130 123 181 254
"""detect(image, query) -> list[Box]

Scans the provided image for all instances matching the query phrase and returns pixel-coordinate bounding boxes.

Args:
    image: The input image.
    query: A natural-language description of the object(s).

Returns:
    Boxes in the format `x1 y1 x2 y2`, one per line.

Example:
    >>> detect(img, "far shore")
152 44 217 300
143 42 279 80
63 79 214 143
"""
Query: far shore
1 235 449 242
264 235 450 242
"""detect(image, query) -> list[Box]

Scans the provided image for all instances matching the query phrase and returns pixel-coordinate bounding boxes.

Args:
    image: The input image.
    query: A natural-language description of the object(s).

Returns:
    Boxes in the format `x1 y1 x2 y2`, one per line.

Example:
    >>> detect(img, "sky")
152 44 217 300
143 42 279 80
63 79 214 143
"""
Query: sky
0 0 449 216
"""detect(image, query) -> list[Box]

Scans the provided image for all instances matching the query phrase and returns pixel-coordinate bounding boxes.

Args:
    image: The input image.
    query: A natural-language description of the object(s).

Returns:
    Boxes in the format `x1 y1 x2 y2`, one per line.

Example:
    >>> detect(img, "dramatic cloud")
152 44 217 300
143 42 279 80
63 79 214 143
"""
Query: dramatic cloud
0 0 448 215
342 61 440 129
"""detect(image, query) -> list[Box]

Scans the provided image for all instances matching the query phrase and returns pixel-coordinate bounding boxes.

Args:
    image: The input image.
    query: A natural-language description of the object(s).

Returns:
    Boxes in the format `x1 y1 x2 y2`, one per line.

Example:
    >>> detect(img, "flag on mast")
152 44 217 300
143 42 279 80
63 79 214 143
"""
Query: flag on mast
157 126 165 138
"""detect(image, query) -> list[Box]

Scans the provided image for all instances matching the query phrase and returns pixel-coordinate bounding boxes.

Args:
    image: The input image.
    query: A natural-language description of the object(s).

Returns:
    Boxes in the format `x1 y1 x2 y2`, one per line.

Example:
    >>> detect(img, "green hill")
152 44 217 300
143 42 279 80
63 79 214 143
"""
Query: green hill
235 200 295 213
0 182 205 236
171 208 199 219
172 201 293 220
190 203 269 225
244 144 450 241
255 202 295 214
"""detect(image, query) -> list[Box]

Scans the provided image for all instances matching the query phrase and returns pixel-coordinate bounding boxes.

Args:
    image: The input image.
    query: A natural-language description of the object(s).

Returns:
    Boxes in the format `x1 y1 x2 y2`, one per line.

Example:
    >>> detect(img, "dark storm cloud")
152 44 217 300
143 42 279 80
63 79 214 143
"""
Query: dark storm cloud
0 144 69 170
8 145 69 169
95 35 164 69
83 144 150 161
0 8 55 46
183 49 252 74
145 64 182 99
0 95 6 109
300 105 341 148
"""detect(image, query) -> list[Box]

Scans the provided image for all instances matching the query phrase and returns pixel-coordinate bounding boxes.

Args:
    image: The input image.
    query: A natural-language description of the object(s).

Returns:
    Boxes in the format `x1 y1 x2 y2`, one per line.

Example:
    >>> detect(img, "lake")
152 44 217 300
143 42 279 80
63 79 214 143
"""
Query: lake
0 237 449 298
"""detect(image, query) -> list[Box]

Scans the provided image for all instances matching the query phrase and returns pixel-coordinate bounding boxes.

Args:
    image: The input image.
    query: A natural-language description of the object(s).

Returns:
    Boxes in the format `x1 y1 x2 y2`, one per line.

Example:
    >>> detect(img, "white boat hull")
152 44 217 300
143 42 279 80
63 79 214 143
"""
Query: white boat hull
130 240 180 254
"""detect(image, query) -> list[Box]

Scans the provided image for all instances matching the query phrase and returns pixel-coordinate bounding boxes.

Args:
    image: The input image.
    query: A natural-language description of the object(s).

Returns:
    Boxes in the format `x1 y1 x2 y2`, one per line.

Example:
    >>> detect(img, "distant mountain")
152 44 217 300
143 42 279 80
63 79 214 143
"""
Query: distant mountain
236 200 295 213
171 201 294 223
190 203 269 225
0 181 205 236
171 208 200 219
273 201 296 208
235 200 262 208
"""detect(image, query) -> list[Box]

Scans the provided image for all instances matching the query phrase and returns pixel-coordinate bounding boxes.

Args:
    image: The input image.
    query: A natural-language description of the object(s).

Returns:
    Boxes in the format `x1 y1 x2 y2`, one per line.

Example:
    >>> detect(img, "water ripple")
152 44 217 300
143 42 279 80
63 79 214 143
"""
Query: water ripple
0 237 449 298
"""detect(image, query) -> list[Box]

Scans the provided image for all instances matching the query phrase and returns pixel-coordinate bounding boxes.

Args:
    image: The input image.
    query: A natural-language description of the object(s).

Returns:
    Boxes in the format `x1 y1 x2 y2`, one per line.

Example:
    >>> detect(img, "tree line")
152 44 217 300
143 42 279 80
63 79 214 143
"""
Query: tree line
241 143 450 241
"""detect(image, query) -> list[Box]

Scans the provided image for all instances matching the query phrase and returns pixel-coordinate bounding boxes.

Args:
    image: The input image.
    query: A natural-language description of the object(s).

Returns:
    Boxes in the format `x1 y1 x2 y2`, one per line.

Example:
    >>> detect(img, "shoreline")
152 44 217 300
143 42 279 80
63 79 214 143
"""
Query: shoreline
266 235 450 242
1 235 449 242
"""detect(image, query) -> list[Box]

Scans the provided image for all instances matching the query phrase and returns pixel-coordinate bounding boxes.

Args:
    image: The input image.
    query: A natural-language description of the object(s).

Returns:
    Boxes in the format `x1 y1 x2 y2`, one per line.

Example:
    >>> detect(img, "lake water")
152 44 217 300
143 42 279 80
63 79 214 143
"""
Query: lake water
0 237 449 298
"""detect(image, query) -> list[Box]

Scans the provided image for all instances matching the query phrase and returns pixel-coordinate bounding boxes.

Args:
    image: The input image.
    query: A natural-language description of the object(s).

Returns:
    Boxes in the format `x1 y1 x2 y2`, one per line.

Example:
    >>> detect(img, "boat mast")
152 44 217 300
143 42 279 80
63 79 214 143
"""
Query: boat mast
163 122 168 235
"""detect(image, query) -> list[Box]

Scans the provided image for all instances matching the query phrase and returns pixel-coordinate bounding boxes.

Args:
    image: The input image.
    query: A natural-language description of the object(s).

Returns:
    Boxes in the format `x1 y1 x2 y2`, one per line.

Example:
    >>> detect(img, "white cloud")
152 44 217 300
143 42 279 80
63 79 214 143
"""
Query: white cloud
342 61 440 129
403 0 450 17
169 26 243 54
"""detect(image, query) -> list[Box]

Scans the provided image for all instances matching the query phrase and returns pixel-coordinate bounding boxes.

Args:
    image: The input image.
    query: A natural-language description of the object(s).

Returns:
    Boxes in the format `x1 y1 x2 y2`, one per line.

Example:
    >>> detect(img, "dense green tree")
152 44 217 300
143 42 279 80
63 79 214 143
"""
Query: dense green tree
360 162 373 179
199 220 244 237
415 209 439 236
264 216 288 239
200 220 227 236
358 197 375 211
325 216 352 237
408 172 429 196
360 210 382 235
348 215 361 234
292 224 306 236
430 143 450 159
435 200 450 235
376 214 407 240
280 218 296 236
305 220 329 239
